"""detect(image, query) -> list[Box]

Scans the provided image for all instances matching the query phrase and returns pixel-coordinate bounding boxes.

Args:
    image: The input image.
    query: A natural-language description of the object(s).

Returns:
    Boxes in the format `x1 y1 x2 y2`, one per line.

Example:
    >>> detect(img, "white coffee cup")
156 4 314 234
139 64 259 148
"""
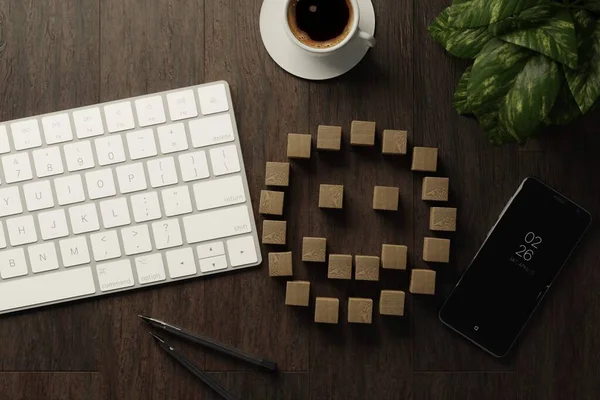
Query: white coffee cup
283 0 376 56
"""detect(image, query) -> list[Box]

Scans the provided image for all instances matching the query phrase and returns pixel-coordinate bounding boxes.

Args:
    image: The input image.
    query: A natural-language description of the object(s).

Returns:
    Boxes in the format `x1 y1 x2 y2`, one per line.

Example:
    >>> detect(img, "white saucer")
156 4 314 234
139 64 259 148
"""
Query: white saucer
259 0 376 80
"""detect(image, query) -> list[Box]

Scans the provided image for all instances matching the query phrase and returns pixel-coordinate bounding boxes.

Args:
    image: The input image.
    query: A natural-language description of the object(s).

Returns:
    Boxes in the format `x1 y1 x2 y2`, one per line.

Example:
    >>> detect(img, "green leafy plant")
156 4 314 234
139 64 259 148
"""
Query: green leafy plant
429 0 600 144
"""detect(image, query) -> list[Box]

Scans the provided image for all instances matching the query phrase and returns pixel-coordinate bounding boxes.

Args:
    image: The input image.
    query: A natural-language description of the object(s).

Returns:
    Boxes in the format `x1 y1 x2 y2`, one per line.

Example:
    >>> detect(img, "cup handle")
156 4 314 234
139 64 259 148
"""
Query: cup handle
358 30 376 48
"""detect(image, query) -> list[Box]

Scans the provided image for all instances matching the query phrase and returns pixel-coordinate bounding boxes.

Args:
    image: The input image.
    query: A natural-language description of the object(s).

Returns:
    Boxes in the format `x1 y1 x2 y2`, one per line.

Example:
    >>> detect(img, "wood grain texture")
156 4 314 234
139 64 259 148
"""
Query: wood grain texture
1 0 600 398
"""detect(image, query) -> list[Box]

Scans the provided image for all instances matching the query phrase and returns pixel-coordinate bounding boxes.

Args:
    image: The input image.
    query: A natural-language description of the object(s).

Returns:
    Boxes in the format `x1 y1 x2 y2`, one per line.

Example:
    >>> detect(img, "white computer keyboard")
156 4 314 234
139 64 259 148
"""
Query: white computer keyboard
0 81 262 315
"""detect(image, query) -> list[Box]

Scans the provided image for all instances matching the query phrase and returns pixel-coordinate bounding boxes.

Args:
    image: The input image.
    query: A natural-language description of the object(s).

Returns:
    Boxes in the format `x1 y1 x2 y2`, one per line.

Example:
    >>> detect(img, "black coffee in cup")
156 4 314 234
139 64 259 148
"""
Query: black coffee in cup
287 0 354 49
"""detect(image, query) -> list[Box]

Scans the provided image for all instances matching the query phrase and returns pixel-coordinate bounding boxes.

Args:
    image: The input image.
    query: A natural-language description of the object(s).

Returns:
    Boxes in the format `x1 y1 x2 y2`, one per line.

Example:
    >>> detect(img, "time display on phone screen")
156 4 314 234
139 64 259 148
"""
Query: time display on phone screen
510 232 542 275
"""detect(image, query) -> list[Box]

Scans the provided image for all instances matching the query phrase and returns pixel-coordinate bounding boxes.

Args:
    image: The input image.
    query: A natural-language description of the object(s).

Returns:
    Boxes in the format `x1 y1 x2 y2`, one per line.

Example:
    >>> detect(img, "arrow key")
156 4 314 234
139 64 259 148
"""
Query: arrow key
196 241 225 260
166 247 197 278
199 255 228 273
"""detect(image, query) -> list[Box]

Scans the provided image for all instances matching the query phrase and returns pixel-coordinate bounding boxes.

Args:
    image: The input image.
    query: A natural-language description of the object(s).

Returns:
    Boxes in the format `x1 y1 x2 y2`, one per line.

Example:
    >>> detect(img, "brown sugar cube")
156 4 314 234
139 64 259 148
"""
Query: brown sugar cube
379 290 405 316
411 147 438 172
262 220 287 245
409 269 436 295
423 237 451 263
382 130 408 155
422 177 449 201
328 254 352 280
430 207 457 232
314 297 340 324
348 298 373 324
372 186 400 211
287 133 312 159
317 125 342 151
354 255 380 281
302 237 327 262
268 252 293 276
381 244 408 270
350 120 376 146
265 162 290 187
259 190 284 215
285 281 310 306
319 184 344 209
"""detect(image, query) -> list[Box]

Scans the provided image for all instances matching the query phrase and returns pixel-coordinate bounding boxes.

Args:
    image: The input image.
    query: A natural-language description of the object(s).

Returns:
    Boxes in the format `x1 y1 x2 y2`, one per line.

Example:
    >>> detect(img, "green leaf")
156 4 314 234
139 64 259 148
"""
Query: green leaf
571 9 596 64
448 0 547 28
499 9 579 69
499 54 561 140
475 109 517 145
545 80 582 126
467 39 533 112
454 66 474 114
488 3 558 36
583 0 600 13
429 8 495 59
565 20 600 113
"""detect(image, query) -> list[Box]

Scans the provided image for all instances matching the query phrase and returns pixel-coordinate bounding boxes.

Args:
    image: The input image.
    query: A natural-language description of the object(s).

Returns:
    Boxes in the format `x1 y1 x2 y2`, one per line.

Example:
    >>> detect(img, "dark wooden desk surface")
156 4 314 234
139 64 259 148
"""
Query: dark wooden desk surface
1 0 600 399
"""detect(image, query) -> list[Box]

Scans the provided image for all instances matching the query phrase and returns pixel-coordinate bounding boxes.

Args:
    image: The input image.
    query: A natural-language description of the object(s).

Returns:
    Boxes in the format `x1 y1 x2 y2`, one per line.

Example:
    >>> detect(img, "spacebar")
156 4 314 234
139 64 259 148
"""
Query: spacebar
0 267 96 312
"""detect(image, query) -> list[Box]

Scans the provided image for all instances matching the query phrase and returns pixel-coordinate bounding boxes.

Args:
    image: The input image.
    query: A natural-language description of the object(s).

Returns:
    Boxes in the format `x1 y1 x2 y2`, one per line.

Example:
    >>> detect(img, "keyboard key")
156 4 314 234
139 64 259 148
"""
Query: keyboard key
59 237 91 267
227 235 259 267
6 215 37 246
148 157 178 188
162 186 193 217
0 267 96 312
64 140 95 171
198 83 229 115
23 180 54 211
54 174 86 205
183 205 251 244
0 187 24 217
152 218 183 250
85 168 117 199
100 198 131 228
90 230 122 261
193 175 246 211
0 248 29 279
135 96 166 127
189 114 234 148
42 113 73 144
33 147 64 177
10 119 42 150
199 255 228 273
121 225 152 255
28 243 60 273
104 101 135 133
209 144 240 176
135 253 166 285
179 151 209 182
73 107 104 138
2 153 33 183
127 129 158 160
95 135 126 166
0 222 6 249
130 192 162 222
0 125 11 154
167 90 198 121
38 209 69 240
96 259 134 292
69 203 100 234
116 163 147 193
197 241 225 260
166 247 197 278
157 123 189 154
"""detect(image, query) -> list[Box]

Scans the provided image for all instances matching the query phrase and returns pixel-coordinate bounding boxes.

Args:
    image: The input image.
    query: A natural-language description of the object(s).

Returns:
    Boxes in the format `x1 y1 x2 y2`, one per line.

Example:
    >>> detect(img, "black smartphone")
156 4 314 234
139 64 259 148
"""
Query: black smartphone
439 177 591 358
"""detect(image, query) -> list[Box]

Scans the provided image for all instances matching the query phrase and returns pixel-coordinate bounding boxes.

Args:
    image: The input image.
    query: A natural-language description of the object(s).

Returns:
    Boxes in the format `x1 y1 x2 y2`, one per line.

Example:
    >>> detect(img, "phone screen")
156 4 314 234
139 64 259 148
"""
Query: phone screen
439 178 591 357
